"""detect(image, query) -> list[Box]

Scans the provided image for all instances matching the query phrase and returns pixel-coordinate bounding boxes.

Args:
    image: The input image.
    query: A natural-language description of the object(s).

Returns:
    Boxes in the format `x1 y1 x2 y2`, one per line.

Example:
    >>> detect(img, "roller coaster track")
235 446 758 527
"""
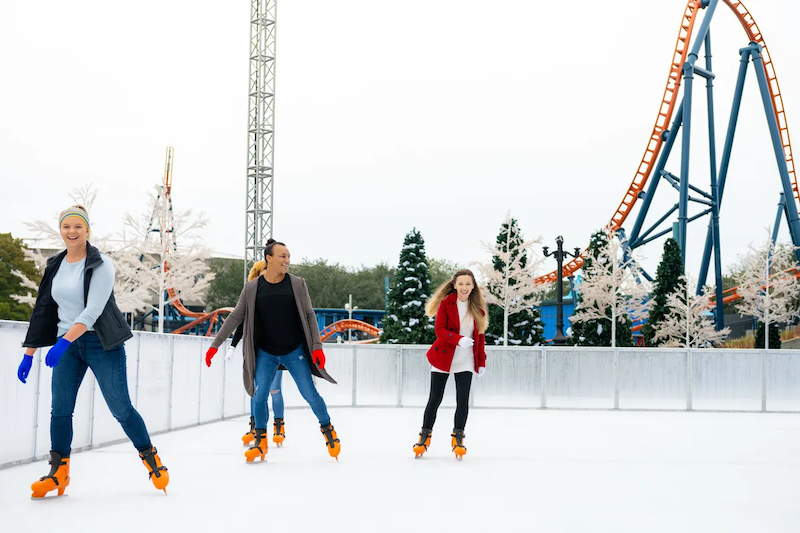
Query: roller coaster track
535 0 799 287
319 320 382 343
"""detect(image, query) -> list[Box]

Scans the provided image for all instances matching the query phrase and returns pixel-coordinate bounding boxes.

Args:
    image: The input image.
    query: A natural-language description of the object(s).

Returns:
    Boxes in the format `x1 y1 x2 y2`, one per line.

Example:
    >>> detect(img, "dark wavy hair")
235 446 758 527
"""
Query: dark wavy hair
264 238 287 261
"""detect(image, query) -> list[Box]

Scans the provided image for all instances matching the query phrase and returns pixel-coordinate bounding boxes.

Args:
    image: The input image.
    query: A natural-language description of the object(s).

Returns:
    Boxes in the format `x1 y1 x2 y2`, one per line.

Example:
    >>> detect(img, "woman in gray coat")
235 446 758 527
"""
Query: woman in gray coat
204 239 340 462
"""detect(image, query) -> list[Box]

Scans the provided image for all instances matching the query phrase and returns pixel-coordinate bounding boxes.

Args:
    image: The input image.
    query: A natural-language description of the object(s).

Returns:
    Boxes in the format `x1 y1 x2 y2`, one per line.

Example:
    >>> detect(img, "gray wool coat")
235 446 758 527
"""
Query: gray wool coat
210 273 336 397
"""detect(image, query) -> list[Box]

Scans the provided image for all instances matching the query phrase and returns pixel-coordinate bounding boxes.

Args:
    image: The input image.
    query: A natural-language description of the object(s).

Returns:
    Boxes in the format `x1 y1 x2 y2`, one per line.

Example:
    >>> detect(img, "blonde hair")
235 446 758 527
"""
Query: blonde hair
425 269 488 333
248 260 267 281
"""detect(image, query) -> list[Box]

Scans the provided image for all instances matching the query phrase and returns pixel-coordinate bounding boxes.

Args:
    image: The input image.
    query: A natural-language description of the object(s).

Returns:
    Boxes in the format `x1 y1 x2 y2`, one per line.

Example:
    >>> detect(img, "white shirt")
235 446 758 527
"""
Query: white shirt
432 298 475 374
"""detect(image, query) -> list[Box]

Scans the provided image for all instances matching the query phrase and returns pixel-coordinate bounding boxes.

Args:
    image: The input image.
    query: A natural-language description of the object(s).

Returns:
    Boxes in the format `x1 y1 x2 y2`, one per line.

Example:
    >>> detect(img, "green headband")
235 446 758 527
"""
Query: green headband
59 209 90 230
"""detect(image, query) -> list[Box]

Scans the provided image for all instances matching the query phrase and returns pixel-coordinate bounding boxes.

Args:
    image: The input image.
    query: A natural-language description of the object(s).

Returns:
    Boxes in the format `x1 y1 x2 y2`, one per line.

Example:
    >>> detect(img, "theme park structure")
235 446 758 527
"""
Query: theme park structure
535 0 800 329
165 0 800 338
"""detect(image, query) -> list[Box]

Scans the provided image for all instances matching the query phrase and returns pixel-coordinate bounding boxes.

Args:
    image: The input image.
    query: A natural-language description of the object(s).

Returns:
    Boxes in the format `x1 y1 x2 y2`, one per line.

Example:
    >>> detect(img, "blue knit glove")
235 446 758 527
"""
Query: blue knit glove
17 355 34 384
45 338 72 368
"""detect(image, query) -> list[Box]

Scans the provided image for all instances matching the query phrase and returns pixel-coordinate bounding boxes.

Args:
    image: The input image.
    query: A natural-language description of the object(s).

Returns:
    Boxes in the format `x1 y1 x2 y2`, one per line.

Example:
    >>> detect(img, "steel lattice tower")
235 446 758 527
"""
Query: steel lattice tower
244 0 276 278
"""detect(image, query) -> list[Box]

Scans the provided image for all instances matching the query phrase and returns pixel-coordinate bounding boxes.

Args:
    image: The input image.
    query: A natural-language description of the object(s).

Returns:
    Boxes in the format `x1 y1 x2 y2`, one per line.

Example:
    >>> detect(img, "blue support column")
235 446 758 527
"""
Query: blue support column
679 63 694 265
698 47 752 286
702 30 725 329
783 195 800 263
750 45 800 251
677 0 718 266
771 194 785 252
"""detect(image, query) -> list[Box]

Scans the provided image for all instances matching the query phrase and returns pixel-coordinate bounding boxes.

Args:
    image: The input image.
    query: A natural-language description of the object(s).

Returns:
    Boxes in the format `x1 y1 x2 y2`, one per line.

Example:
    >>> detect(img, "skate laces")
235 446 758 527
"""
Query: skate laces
250 431 267 450
417 430 431 449
39 455 67 483
321 425 339 448
140 447 167 479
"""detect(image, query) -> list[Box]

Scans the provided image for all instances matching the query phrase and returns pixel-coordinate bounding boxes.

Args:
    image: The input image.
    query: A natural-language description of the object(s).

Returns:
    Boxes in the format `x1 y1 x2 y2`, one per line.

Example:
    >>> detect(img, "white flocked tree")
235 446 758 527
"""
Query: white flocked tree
569 236 650 348
652 274 730 348
121 183 214 333
734 237 800 349
475 212 548 346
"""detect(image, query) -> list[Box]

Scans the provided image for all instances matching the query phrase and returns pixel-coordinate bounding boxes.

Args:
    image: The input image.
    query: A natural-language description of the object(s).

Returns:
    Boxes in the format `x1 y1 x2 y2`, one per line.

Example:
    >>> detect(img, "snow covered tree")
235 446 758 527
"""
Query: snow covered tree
121 183 214 333
570 233 649 347
652 275 730 348
734 239 800 350
381 228 434 344
476 213 546 346
642 238 684 347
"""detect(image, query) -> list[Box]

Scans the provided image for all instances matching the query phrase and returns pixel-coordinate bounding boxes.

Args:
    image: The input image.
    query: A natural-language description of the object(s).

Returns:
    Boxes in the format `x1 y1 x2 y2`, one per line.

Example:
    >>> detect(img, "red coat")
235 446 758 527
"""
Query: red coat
426 292 487 373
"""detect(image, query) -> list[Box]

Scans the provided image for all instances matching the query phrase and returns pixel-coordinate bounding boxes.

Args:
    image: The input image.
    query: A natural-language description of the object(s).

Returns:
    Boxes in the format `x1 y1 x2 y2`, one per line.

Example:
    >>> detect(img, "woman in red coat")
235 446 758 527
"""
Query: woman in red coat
413 269 487 460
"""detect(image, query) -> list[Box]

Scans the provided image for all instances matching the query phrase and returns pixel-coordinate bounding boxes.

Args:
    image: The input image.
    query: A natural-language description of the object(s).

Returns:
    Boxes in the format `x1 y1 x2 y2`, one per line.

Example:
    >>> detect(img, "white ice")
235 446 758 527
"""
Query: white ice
1 408 799 532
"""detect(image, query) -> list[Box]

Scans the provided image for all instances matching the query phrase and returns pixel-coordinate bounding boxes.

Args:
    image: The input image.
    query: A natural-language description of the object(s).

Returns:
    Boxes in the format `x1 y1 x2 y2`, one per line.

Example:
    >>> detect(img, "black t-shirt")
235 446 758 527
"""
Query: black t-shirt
254 275 305 355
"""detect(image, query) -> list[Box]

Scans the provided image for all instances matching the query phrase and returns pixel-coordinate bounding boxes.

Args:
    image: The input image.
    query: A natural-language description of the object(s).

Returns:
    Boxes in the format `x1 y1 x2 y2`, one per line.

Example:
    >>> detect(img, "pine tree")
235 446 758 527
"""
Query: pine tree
381 229 434 344
569 231 648 347
642 238 684 346
479 213 545 346
2 233 42 320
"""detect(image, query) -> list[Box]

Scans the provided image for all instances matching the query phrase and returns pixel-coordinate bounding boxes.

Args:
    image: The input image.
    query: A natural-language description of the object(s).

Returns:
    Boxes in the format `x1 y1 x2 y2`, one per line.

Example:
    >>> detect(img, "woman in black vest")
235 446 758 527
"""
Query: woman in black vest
16 205 169 498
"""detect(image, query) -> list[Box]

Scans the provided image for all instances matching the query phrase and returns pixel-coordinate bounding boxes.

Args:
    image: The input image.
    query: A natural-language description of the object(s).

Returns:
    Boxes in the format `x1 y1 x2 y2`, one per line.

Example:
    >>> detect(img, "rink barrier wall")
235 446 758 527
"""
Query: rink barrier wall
2 320 800 468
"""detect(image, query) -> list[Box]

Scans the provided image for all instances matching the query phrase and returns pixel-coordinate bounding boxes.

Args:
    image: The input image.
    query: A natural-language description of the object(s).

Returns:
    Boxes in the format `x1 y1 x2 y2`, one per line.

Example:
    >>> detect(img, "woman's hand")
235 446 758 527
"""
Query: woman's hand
205 347 218 367
17 354 34 383
45 338 72 368
312 349 326 369
458 336 474 348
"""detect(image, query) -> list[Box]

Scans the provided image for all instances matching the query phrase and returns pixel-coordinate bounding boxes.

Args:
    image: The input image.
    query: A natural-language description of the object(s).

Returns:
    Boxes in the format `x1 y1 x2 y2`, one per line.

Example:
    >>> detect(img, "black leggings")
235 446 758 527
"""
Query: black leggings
422 371 473 431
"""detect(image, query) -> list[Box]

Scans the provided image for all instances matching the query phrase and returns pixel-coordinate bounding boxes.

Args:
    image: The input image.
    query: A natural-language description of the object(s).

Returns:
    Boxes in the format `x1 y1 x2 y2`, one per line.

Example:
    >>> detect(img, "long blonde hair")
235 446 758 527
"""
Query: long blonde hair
248 260 267 281
425 269 488 334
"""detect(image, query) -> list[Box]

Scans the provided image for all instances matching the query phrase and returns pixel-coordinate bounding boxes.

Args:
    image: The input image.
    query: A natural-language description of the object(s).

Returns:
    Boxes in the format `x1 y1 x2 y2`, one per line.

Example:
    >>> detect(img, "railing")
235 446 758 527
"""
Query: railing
3 320 800 468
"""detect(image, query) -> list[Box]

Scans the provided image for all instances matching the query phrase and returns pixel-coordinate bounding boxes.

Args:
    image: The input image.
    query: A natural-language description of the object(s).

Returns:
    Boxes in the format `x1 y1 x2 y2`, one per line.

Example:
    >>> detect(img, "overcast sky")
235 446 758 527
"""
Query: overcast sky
2 0 799 280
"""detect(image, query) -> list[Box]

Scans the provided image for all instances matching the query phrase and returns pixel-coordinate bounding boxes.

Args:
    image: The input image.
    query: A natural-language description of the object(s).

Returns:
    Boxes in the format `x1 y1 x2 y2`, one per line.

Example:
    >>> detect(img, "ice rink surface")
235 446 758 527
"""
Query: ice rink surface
1 407 799 533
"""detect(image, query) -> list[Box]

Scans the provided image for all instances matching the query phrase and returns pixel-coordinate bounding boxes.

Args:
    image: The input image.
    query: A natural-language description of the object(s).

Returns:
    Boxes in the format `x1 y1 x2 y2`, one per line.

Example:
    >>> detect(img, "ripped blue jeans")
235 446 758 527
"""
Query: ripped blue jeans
252 345 330 430
250 371 284 421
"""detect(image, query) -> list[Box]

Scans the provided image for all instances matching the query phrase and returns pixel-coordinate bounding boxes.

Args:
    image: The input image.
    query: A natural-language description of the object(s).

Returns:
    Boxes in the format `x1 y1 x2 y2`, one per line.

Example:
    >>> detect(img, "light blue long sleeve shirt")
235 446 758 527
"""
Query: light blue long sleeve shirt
51 254 115 336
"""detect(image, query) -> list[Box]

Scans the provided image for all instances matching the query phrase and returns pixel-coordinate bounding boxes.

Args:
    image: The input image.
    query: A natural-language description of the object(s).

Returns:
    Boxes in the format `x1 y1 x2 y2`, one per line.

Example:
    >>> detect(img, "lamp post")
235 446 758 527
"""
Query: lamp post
344 294 358 343
542 236 581 346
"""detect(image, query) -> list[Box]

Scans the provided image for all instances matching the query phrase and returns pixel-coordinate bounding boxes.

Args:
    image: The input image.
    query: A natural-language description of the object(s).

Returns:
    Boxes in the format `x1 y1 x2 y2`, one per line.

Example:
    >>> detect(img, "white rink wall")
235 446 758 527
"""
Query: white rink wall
2 319 800 467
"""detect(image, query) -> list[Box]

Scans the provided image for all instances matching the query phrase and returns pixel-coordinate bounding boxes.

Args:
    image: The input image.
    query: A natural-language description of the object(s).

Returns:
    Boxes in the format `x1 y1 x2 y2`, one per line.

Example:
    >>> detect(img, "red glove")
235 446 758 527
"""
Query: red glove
205 347 218 367
312 349 326 369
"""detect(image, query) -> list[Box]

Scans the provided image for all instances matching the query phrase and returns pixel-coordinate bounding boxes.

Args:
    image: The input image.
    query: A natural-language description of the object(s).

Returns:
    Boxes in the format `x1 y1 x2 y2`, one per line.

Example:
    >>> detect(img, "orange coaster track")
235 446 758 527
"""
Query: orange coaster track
319 320 382 342
535 0 798 286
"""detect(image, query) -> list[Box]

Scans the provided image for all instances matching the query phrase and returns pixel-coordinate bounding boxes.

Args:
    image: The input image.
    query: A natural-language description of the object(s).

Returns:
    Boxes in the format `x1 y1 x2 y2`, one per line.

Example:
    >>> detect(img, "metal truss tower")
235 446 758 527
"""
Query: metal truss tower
244 0 276 278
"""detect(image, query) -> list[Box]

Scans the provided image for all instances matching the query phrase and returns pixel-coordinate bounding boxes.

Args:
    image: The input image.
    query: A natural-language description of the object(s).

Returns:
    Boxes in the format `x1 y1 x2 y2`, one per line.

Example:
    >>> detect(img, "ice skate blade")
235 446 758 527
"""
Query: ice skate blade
31 494 69 501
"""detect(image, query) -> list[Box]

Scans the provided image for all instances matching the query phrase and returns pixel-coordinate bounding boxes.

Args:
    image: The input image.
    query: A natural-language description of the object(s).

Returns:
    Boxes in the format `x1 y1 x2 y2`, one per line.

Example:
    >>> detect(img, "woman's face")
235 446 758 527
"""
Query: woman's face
60 216 88 251
454 275 474 301
266 245 291 275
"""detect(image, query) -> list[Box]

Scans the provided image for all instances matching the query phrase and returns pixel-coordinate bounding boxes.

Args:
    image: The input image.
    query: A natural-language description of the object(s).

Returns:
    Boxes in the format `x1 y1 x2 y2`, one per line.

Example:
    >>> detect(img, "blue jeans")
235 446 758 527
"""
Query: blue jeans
51 333 151 455
253 345 330 429
249 371 284 420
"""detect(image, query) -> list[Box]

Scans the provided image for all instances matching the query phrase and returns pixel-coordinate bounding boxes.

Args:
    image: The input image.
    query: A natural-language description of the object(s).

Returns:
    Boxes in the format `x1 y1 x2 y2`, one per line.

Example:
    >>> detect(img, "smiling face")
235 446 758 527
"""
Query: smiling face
454 274 474 302
60 216 89 251
266 244 291 275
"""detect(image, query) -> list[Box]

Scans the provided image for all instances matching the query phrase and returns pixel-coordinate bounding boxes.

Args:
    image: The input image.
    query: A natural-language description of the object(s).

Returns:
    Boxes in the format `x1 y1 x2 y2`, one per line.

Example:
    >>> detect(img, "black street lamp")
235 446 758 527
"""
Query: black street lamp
542 236 581 346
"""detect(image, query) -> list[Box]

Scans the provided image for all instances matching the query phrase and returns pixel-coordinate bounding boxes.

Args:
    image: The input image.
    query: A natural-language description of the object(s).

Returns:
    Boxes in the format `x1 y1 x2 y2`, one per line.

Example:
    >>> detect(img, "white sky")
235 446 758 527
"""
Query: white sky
2 0 799 279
